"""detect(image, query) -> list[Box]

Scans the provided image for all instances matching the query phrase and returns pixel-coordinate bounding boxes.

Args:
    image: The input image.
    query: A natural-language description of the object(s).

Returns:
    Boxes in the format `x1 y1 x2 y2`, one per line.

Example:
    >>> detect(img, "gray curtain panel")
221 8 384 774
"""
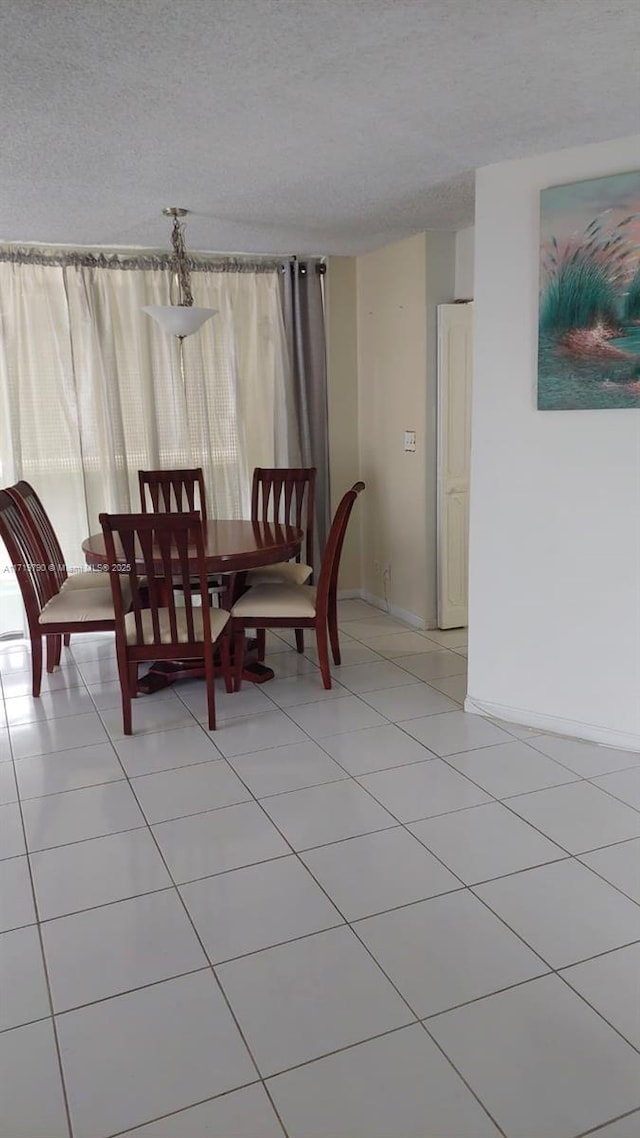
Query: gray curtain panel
280 260 330 577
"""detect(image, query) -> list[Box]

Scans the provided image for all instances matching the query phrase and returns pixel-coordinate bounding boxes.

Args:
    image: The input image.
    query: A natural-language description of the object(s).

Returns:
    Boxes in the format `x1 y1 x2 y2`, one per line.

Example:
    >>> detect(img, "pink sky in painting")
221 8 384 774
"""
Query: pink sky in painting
540 170 640 287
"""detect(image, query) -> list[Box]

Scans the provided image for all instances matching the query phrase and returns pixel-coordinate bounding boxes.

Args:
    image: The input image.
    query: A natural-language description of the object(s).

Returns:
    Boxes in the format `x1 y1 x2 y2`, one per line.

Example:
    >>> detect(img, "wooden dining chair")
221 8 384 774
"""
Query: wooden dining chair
232 481 364 690
138 468 208 520
0 490 126 697
138 466 229 602
99 511 231 735
246 467 316 657
247 467 316 586
6 481 108 593
6 480 111 652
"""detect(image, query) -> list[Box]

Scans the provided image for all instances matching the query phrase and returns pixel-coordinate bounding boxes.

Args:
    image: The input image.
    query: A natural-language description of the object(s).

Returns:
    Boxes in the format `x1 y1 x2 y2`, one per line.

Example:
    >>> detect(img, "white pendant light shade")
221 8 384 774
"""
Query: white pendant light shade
142 305 216 338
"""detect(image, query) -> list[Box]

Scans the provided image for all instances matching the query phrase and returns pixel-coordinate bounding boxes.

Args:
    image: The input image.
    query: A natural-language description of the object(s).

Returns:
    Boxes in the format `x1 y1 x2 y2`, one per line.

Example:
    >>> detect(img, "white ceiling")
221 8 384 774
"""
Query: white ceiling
3 0 640 255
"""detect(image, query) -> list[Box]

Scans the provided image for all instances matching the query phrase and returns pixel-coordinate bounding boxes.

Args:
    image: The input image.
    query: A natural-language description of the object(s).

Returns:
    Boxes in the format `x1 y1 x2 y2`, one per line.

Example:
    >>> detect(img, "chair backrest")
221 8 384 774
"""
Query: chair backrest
0 489 56 629
316 482 365 619
251 467 316 570
138 468 208 522
6 481 68 590
99 511 212 651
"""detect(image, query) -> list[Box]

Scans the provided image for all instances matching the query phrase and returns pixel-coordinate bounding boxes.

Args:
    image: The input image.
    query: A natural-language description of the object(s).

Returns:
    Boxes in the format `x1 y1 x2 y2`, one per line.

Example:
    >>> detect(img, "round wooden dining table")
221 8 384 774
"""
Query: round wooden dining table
82 519 304 689
82 519 303 576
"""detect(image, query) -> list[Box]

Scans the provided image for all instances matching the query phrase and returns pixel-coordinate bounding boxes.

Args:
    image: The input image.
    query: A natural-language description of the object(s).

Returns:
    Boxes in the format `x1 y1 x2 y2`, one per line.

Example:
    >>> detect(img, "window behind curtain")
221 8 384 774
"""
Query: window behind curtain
0 257 300 634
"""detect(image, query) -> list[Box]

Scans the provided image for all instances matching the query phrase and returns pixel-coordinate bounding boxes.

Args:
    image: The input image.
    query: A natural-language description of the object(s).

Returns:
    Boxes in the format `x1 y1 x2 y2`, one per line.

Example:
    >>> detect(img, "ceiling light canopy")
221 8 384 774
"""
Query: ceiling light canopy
142 207 216 339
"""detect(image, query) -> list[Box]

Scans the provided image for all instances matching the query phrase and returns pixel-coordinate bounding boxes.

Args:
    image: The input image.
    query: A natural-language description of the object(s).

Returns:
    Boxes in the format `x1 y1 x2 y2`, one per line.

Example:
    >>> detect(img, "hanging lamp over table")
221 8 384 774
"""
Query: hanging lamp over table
142 207 216 340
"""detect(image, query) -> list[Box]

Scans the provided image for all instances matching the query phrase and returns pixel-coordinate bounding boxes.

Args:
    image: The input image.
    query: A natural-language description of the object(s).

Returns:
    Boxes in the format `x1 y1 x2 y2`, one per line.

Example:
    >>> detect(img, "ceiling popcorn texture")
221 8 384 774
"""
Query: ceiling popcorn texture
2 0 640 254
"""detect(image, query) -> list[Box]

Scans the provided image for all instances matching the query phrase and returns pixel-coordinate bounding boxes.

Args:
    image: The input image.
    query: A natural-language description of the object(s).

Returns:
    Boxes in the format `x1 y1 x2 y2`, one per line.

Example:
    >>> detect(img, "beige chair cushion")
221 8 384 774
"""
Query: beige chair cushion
246 561 313 587
232 584 317 620
124 607 229 646
62 571 112 590
39 583 131 625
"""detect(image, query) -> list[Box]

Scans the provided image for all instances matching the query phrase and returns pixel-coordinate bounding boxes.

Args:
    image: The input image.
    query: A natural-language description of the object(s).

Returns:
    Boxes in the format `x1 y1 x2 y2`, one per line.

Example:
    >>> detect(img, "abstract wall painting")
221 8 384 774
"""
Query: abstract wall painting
538 169 640 409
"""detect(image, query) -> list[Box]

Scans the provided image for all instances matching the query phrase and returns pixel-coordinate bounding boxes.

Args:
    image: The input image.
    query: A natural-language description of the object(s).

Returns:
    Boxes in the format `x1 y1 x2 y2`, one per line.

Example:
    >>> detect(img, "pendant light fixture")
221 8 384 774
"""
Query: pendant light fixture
142 207 216 339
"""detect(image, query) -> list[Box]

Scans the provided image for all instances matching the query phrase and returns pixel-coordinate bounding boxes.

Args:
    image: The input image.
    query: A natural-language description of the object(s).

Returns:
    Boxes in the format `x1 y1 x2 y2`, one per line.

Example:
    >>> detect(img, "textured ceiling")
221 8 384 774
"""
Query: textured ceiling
2 0 640 254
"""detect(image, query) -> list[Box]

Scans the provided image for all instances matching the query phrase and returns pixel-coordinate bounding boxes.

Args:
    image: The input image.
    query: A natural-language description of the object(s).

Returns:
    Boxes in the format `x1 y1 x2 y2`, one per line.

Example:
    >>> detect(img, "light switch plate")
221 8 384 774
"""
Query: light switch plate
404 430 416 452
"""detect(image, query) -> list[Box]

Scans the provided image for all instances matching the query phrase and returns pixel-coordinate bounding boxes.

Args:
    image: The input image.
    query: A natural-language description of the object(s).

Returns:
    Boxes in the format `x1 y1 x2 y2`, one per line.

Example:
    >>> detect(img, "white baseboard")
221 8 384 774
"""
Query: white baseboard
465 694 640 752
359 590 426 630
336 587 426 629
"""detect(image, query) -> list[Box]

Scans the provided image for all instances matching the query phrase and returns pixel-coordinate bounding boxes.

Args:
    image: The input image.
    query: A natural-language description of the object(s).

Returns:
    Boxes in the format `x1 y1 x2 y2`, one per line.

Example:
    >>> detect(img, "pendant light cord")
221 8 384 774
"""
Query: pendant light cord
171 215 194 308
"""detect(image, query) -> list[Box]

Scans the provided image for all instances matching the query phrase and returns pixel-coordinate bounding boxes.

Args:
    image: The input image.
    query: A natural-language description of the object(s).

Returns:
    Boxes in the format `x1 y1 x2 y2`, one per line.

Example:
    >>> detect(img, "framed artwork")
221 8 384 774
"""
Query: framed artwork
538 169 640 409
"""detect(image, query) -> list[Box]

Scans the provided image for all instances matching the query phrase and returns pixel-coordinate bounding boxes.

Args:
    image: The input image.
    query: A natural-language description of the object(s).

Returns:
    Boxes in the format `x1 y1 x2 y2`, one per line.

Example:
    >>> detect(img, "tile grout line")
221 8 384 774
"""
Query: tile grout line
473 789 640 909
1 881 176 935
10 642 640 909
555 964 640 1062
10 638 640 912
5 965 209 1029
250 651 640 1074
12 769 640 936
523 732 640 780
10 838 640 1045
220 795 507 1138
583 771 640 814
294 852 509 1137
464 883 640 1061
4 705 75 1138
4 632 637 1128
91 668 508 1134
199 700 511 1137
103 1078 285 1138
84 688 294 1138
4 617 640 1136
363 723 640 912
575 1105 640 1138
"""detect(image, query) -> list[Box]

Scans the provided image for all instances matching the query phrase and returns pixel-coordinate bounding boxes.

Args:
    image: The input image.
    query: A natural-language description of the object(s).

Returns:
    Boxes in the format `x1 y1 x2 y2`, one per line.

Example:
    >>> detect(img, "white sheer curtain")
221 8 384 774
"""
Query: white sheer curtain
0 256 300 634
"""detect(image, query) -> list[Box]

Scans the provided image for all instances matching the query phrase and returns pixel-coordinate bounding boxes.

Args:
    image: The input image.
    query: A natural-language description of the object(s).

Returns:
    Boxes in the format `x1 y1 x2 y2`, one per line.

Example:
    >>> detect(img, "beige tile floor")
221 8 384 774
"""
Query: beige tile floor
1 600 640 1138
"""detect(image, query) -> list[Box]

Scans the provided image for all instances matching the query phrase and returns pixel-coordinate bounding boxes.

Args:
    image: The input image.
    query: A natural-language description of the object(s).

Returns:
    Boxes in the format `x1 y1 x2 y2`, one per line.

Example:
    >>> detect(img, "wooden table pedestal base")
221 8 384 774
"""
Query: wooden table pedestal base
136 638 272 695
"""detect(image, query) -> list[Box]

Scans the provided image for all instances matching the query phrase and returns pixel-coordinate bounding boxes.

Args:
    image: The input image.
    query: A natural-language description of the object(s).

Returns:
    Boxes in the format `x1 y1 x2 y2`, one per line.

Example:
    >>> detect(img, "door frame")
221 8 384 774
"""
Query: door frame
436 301 473 629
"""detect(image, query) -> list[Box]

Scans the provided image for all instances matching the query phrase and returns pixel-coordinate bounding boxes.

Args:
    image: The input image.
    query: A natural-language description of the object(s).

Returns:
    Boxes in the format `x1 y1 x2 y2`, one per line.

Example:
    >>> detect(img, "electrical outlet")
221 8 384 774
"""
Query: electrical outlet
404 430 416 452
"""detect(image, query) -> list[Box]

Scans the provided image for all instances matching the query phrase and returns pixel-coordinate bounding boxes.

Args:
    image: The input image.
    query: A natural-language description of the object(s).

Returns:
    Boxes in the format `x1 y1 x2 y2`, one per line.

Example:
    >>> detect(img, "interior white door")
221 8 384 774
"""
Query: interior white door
437 303 473 628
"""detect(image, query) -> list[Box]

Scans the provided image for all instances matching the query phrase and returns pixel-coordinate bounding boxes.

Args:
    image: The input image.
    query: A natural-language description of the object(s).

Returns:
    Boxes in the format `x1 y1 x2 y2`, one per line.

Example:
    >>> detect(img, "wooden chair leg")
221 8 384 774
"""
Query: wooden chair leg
31 635 43 697
315 620 332 690
234 628 245 692
54 634 62 667
328 606 341 665
63 633 71 647
116 650 132 735
122 688 132 736
256 627 266 662
220 633 233 695
45 635 59 673
295 628 304 654
128 663 138 698
204 641 216 732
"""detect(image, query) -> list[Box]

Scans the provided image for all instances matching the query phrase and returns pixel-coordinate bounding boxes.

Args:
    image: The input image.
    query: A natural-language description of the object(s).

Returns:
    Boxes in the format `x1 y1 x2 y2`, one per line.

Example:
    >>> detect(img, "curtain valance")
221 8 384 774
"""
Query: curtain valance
0 246 325 274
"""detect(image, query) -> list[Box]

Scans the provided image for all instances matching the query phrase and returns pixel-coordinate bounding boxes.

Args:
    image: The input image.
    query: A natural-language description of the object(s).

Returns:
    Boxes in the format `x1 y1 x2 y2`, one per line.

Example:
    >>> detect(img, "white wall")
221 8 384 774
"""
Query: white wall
455 226 474 299
468 134 640 748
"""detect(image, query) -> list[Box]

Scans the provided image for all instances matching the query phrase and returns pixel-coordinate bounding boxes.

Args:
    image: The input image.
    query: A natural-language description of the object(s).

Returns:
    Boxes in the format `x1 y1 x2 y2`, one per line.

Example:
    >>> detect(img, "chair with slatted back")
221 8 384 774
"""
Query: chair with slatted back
7 480 112 651
100 511 231 735
247 467 316 657
0 490 126 697
232 482 364 691
138 468 208 519
138 466 229 603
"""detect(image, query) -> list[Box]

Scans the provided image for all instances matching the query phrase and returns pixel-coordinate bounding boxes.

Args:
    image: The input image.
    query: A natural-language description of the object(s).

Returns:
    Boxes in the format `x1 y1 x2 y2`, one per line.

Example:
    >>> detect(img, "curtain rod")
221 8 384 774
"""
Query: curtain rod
0 246 326 273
